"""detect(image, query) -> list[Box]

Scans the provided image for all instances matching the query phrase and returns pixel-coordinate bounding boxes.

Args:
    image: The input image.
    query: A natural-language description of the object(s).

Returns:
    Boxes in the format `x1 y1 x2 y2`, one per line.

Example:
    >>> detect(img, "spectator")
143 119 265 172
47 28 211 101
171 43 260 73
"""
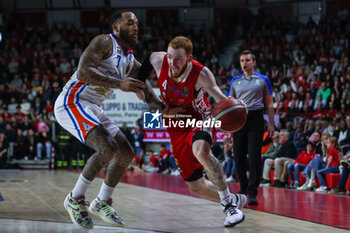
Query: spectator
309 131 322 155
261 132 281 184
315 137 341 193
36 126 52 160
131 126 143 158
14 105 26 123
7 97 18 115
56 125 72 168
299 136 340 192
270 130 297 187
339 116 350 153
0 131 8 168
0 116 6 132
13 128 28 160
20 98 31 115
120 122 133 143
287 141 316 189
158 144 171 173
4 123 16 158
26 128 37 160
328 152 350 195
223 134 236 182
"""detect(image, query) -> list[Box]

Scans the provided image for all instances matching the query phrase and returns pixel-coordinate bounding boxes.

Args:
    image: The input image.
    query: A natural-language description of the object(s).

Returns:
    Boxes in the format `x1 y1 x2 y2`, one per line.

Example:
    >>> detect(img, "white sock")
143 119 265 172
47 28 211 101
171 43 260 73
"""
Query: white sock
71 174 92 198
218 187 234 204
97 182 115 201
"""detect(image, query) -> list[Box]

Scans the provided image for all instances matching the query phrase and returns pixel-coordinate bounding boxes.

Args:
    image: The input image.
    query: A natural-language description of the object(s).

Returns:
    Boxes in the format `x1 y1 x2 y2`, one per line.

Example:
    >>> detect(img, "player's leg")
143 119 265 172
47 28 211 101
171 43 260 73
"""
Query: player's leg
185 177 246 210
191 132 245 227
56 96 122 229
246 128 263 204
233 129 249 194
87 116 134 227
63 125 120 230
185 169 220 201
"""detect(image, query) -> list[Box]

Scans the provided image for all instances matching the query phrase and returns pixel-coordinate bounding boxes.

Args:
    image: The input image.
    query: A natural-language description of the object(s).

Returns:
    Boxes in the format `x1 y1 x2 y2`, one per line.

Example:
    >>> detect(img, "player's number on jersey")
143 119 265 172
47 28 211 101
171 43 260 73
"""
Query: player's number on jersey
116 55 121 68
162 80 167 90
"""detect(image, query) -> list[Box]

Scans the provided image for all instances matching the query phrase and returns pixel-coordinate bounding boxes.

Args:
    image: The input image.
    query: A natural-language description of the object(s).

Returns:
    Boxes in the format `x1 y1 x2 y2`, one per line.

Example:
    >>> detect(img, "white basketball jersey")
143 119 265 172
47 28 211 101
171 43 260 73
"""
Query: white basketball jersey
62 33 135 106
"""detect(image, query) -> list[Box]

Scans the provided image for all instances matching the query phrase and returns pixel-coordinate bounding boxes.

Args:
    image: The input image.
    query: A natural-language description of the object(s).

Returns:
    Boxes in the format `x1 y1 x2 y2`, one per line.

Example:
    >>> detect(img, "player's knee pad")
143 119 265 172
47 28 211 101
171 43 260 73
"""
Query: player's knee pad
192 131 212 145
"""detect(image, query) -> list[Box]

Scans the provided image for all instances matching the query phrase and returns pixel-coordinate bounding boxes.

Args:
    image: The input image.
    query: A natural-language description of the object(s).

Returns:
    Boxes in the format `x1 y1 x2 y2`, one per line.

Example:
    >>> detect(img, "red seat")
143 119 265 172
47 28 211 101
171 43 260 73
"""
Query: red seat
346 176 350 191
325 173 341 189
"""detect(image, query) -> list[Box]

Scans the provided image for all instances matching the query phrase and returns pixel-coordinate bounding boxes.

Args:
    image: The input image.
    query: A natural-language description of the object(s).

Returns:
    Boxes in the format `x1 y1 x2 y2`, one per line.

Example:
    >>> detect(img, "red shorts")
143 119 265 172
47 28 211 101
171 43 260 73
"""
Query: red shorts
169 129 203 181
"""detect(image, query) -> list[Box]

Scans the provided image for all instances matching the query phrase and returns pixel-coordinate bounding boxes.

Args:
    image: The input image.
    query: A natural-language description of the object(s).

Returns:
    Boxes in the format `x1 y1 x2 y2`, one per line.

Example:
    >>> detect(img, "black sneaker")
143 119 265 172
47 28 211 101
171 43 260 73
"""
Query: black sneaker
260 179 270 184
340 160 350 169
248 195 258 205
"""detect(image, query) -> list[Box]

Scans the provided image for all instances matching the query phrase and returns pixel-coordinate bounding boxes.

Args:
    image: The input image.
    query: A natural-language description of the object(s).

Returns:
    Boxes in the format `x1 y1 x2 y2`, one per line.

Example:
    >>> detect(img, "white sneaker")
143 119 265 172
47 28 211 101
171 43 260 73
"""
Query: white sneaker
162 169 169 174
89 198 125 227
221 199 245 227
170 170 180 176
226 176 234 182
63 193 93 230
315 186 328 193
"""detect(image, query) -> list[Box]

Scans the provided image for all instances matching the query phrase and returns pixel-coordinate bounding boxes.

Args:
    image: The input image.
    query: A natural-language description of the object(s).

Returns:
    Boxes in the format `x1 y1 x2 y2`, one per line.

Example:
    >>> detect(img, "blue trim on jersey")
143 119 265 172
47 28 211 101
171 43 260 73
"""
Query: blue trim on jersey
228 73 244 96
254 72 272 95
64 81 84 143
111 33 129 56
75 84 101 125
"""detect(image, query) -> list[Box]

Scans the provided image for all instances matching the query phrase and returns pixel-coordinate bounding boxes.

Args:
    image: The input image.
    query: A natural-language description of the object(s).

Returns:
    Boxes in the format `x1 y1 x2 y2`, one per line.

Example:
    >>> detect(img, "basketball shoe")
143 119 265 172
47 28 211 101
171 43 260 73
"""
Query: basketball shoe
63 193 93 230
89 198 125 227
232 193 247 209
221 195 245 227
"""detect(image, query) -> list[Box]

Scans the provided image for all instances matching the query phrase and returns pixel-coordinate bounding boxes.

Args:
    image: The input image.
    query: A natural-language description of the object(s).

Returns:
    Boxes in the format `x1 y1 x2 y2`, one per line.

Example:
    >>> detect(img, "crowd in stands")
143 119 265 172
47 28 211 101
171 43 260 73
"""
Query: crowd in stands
0 9 349 193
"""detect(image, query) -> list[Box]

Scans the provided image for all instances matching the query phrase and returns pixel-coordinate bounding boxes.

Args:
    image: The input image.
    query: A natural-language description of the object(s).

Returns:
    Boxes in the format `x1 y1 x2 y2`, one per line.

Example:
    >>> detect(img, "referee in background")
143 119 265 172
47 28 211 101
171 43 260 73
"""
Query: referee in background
229 50 275 205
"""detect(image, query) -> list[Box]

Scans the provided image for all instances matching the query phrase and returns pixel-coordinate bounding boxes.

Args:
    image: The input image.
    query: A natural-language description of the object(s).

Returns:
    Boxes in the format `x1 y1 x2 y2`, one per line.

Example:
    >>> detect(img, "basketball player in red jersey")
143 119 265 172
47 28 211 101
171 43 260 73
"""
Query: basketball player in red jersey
137 36 246 227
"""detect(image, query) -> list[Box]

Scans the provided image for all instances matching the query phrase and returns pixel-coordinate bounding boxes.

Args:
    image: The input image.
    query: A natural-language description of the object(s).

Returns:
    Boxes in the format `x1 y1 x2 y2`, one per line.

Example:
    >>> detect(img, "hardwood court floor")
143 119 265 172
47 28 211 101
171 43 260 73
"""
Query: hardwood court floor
0 170 349 233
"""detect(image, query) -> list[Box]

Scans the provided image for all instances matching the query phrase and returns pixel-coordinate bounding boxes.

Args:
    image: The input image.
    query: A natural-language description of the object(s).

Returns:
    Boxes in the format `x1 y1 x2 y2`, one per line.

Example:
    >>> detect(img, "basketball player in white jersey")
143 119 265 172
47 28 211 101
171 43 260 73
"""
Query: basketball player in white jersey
54 10 163 230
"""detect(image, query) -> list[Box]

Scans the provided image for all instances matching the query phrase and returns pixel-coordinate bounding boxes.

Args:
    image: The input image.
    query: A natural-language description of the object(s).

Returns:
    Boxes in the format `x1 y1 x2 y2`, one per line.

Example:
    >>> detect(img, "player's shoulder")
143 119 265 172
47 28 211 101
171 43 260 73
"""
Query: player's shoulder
150 52 166 64
88 34 113 50
92 34 112 43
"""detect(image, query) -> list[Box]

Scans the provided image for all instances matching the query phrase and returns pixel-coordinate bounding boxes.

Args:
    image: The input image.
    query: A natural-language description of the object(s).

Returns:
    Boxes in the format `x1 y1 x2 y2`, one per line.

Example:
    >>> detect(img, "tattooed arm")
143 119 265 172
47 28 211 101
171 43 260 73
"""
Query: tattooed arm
77 34 145 92
129 60 165 110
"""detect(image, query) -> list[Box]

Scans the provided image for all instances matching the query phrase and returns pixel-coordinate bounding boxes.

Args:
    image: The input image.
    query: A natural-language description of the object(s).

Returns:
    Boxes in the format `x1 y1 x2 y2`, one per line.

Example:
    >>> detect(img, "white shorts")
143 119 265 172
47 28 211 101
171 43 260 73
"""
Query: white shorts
54 92 119 144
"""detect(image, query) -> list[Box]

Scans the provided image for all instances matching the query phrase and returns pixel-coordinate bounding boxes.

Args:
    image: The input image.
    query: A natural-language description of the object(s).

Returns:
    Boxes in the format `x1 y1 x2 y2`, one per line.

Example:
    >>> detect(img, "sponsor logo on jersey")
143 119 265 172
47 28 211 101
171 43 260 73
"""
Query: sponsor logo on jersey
168 85 181 95
181 87 188 97
82 121 93 132
106 70 122 80
94 87 107 95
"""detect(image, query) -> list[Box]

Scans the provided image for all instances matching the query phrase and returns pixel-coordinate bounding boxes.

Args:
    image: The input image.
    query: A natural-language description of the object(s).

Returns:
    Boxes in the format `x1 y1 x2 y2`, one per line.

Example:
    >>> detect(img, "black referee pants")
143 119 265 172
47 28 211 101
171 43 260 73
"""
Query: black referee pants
233 110 264 197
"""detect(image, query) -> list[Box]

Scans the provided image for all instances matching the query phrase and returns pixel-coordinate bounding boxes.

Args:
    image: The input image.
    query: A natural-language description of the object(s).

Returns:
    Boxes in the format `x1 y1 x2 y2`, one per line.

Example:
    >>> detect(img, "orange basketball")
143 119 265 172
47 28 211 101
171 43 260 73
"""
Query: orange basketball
213 97 247 133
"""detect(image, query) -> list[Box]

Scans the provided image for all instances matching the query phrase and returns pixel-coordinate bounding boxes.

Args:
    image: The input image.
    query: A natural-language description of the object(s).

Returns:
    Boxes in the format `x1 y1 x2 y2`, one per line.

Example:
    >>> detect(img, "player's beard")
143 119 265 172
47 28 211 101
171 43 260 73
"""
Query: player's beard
172 62 188 80
120 30 138 48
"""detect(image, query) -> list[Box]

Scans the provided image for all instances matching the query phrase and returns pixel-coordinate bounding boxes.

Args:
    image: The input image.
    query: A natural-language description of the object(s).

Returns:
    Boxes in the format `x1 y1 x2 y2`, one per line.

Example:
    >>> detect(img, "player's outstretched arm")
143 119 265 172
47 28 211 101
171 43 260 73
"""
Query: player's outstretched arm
129 59 165 110
196 67 227 103
77 34 145 92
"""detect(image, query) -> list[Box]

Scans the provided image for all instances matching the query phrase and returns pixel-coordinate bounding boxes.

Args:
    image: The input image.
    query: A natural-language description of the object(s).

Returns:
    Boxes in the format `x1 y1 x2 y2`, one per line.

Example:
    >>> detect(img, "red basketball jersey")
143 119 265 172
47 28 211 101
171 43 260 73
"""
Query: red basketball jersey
158 54 211 131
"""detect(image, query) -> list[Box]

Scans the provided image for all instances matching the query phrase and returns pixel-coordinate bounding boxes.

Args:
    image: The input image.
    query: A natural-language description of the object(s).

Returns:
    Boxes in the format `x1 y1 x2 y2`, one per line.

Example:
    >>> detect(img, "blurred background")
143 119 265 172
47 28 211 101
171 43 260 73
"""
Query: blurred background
0 0 349 175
